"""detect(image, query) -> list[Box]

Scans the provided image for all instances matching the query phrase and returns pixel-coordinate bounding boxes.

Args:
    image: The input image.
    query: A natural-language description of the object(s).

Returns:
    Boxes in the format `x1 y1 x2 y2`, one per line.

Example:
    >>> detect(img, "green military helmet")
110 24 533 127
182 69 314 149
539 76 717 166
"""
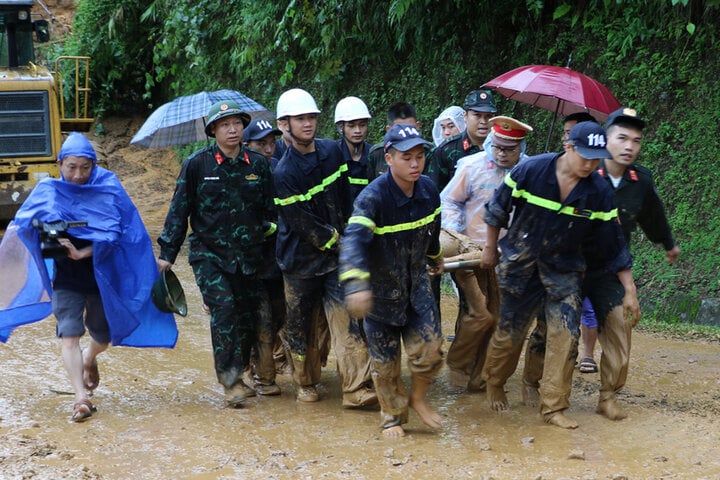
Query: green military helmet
151 269 188 317
205 100 251 137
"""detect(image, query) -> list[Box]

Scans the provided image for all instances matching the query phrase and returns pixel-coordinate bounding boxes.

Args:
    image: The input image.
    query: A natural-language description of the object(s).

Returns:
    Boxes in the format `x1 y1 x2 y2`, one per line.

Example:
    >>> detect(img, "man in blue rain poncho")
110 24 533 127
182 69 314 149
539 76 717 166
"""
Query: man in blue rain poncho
0 132 178 422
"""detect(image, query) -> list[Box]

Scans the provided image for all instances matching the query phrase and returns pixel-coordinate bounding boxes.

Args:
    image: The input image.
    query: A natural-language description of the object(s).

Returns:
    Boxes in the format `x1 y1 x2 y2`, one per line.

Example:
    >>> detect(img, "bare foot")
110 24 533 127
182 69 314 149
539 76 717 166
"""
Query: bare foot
409 398 442 429
596 399 627 420
521 385 540 408
487 384 509 411
382 425 406 437
544 412 579 429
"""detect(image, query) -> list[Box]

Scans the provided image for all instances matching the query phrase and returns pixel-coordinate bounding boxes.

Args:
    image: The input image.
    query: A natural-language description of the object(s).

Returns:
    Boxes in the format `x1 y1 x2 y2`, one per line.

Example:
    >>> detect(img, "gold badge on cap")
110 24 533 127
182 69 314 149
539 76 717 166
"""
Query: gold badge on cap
480 93 488 99
500 121 511 131
622 108 637 117
220 104 229 111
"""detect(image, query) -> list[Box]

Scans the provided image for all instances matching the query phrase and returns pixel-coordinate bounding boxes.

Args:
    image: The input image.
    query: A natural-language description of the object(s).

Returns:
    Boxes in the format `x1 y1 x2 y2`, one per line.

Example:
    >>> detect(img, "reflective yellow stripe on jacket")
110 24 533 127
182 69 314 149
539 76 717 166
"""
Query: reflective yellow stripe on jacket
504 176 617 221
348 177 369 186
347 206 441 235
339 268 371 282
274 163 349 206
340 207 442 283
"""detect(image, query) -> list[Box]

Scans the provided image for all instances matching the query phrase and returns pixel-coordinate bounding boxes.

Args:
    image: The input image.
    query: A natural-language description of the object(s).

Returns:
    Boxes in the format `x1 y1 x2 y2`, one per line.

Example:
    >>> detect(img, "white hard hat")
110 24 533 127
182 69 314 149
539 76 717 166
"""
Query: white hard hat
334 96 372 123
276 88 321 118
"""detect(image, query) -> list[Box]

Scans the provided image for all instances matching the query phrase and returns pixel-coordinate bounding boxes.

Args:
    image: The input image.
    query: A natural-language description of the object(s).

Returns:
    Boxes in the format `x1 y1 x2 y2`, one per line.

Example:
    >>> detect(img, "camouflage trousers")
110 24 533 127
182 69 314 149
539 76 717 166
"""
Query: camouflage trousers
192 259 262 389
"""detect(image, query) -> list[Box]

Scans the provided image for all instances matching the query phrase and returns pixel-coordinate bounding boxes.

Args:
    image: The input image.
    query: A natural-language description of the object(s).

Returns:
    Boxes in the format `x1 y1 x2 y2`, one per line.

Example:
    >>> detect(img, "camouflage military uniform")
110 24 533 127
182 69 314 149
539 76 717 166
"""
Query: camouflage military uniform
158 144 275 389
366 142 388 181
425 131 482 192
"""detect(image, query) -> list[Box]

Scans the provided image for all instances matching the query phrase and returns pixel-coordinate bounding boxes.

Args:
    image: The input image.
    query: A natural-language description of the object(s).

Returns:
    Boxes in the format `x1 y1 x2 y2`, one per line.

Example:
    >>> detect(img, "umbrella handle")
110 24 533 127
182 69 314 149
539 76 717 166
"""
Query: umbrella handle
545 100 562 152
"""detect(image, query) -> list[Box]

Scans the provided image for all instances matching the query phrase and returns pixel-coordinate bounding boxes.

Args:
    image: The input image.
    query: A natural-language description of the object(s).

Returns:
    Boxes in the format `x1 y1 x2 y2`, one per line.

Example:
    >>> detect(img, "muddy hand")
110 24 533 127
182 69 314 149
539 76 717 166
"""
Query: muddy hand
345 290 373 319
622 292 641 328
480 246 499 269
427 263 444 277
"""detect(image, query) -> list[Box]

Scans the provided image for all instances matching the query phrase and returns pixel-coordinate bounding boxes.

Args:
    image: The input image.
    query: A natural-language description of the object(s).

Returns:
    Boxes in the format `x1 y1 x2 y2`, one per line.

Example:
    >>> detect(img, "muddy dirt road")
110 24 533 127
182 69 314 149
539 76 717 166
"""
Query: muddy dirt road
1 117 719 479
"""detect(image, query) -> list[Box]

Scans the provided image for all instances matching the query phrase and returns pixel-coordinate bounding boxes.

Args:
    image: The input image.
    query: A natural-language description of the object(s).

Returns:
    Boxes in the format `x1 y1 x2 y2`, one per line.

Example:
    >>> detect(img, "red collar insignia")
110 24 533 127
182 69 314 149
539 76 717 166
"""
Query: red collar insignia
243 151 250 165
462 138 470 151
628 168 639 181
215 152 224 165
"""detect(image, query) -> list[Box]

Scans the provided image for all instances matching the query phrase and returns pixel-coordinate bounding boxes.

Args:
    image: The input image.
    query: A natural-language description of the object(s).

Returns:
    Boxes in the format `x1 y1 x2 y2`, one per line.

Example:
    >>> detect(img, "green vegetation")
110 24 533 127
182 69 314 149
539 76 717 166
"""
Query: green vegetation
60 0 719 328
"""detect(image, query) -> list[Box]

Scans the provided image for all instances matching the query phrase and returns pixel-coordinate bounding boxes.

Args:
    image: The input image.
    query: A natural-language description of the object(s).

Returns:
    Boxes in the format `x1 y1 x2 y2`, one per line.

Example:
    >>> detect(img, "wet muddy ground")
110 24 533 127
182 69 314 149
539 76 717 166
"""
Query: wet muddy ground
1 117 719 479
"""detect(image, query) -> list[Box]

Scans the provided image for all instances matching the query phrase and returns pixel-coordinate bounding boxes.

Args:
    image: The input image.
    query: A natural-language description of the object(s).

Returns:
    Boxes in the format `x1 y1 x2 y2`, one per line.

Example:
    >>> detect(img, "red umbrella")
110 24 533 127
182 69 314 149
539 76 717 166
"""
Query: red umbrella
482 65 621 150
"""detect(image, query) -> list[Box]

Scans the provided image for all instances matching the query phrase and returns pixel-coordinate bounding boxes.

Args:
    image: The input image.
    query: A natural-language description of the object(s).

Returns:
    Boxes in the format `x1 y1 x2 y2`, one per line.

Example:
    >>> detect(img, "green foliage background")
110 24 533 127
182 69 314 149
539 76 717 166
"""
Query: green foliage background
63 0 720 321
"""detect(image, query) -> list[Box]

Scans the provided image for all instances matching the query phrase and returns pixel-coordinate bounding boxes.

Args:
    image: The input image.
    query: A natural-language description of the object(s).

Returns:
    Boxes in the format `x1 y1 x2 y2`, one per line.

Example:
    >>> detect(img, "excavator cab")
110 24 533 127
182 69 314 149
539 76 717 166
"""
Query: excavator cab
0 0 93 219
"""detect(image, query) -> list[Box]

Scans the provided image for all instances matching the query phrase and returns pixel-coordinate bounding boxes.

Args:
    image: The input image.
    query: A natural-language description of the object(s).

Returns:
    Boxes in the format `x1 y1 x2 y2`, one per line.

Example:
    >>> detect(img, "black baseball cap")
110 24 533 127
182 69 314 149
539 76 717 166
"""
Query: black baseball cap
384 124 432 152
567 121 611 160
243 118 281 142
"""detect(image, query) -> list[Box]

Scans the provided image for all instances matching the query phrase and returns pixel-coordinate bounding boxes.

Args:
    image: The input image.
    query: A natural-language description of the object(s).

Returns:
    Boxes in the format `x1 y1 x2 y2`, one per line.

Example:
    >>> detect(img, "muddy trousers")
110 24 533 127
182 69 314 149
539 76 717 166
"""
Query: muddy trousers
363 315 443 428
273 302 328 374
586 271 632 402
484 271 581 416
253 276 286 386
524 316 631 404
446 268 500 389
192 261 261 389
283 271 372 395
523 271 631 404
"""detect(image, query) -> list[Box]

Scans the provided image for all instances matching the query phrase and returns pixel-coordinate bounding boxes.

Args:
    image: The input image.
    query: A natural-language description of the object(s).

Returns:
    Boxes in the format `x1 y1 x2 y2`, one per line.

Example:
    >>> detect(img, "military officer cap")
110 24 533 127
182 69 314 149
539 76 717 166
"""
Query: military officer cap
463 89 497 113
605 107 646 130
488 116 533 147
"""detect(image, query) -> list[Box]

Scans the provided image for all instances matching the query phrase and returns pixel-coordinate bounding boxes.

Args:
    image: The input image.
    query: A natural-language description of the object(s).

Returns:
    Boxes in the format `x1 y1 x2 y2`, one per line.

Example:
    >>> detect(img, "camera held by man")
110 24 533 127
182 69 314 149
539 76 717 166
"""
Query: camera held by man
31 218 88 258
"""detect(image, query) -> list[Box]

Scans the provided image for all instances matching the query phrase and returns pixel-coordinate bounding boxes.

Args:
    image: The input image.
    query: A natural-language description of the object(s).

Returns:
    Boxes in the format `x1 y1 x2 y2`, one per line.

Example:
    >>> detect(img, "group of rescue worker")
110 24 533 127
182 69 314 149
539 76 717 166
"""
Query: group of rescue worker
155 86 679 434
0 80 679 430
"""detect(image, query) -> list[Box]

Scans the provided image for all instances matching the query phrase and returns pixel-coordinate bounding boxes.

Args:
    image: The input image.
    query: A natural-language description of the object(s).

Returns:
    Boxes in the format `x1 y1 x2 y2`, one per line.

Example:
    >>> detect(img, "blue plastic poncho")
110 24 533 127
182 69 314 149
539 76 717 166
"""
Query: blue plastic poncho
0 134 178 347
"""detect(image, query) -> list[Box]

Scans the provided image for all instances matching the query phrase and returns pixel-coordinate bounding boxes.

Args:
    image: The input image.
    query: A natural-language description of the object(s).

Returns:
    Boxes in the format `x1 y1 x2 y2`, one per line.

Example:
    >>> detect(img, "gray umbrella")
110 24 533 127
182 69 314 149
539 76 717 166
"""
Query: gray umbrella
131 89 274 148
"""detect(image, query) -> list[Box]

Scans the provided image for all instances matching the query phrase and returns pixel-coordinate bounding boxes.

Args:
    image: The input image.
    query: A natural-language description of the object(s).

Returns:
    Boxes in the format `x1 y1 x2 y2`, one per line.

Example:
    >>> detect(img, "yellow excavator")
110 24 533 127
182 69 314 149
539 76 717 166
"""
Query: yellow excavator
0 0 93 220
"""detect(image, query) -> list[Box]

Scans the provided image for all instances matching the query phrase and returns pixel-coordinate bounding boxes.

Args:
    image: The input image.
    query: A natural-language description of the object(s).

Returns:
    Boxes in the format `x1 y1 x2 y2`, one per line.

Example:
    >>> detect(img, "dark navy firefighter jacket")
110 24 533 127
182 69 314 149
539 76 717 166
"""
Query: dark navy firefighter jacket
484 152 632 298
273 139 354 278
339 172 443 326
337 139 372 201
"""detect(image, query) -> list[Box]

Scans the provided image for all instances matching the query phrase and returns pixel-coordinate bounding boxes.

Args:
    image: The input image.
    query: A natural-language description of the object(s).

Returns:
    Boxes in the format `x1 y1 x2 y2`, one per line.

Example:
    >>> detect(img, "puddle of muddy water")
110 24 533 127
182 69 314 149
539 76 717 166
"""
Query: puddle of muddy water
2 262 719 479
